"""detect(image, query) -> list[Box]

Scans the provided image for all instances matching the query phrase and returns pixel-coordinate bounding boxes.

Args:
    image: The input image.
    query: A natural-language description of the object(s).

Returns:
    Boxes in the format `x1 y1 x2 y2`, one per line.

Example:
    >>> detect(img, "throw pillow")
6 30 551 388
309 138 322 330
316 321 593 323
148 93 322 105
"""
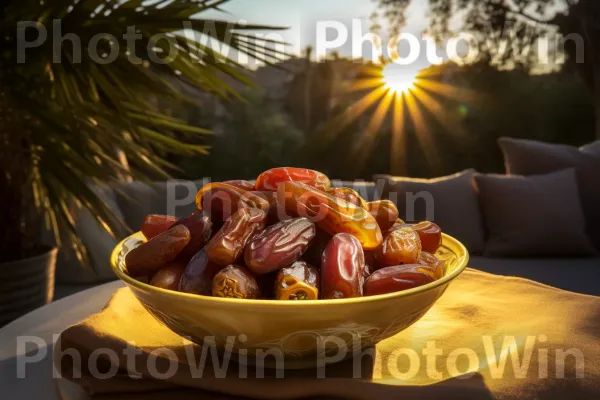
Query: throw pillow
581 140 600 157
381 170 486 254
116 179 209 231
499 137 600 250
474 169 596 257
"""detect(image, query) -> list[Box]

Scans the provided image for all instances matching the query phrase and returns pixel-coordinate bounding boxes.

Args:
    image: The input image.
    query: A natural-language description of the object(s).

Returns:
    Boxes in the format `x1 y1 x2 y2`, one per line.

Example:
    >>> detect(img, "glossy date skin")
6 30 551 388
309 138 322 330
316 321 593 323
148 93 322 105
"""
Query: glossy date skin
385 219 407 236
375 226 422 267
212 264 260 299
277 181 383 251
171 212 212 261
328 187 368 208
125 225 191 277
223 180 255 191
321 233 365 299
141 215 178 240
255 167 331 192
367 200 399 231
249 190 288 225
244 218 316 274
179 250 223 296
275 261 319 300
419 251 445 279
412 221 442 253
205 208 267 266
150 261 187 291
195 182 270 222
363 264 435 296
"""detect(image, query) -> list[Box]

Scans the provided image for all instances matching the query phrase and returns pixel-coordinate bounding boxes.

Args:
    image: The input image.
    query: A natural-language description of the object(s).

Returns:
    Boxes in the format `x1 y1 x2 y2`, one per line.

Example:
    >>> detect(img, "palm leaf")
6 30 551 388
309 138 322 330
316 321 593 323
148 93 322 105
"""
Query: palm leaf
0 0 288 264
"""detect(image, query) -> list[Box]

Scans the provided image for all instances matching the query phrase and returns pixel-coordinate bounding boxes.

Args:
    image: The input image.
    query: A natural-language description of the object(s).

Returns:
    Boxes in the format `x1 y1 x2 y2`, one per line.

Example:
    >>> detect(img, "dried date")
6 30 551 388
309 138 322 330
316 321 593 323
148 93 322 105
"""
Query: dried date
244 218 316 274
125 225 191 277
205 208 267 266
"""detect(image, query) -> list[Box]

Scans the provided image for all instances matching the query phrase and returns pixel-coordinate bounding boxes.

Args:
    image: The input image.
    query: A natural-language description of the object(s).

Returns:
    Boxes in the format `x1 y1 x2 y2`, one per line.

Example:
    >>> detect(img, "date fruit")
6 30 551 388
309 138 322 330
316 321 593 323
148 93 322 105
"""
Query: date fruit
172 212 212 260
412 221 442 253
329 187 368 208
125 225 191 277
419 251 445 279
179 250 223 296
278 181 383 250
196 183 269 222
321 233 365 299
275 261 319 300
363 264 436 296
375 227 421 267
385 219 407 236
367 200 399 231
255 167 331 192
141 215 178 240
150 261 187 291
249 191 288 225
212 265 260 299
223 180 255 191
206 208 267 266
245 218 316 274
249 191 278 206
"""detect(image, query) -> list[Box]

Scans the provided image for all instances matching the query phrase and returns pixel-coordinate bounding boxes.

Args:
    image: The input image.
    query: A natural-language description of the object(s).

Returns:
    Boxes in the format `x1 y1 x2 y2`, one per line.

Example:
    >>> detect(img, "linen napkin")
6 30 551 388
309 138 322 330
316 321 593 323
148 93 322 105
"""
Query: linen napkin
54 269 600 399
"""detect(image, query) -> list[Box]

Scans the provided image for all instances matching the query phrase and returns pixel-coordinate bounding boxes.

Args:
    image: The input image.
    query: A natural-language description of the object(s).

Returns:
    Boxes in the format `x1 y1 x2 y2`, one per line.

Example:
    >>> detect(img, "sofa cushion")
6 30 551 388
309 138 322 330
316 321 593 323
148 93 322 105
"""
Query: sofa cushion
116 179 209 231
581 140 600 157
379 170 486 254
468 257 600 296
474 169 596 257
499 137 600 250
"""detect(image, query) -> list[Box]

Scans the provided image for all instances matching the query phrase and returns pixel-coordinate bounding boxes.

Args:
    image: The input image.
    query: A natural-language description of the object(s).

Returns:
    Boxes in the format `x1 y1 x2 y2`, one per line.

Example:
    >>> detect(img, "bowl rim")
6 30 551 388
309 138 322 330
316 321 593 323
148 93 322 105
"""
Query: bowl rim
111 232 469 306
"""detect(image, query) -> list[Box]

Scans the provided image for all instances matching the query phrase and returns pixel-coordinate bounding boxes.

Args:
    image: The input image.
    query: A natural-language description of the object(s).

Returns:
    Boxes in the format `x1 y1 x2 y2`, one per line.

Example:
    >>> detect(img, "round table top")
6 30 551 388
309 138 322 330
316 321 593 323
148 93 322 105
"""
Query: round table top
0 281 124 399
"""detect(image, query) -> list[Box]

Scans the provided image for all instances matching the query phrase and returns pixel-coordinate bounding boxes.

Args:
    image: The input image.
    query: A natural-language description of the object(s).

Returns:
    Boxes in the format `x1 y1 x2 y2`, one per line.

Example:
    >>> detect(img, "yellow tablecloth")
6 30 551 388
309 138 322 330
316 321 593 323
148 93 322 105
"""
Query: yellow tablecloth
55 269 600 399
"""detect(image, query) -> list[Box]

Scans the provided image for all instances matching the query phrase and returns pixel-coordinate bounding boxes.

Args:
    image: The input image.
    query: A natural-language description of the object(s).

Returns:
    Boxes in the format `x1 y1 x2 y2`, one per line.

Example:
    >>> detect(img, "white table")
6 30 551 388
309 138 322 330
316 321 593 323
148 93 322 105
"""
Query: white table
0 281 124 399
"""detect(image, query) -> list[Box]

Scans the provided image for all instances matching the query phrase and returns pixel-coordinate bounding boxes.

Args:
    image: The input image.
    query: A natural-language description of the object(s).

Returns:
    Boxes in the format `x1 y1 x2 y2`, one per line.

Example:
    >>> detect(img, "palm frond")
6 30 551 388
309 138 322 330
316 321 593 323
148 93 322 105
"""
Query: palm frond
0 0 288 263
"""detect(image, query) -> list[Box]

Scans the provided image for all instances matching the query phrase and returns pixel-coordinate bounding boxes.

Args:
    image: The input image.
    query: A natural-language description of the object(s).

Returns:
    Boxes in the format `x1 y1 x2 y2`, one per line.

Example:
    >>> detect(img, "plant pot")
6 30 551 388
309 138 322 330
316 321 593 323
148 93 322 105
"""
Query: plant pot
0 247 57 327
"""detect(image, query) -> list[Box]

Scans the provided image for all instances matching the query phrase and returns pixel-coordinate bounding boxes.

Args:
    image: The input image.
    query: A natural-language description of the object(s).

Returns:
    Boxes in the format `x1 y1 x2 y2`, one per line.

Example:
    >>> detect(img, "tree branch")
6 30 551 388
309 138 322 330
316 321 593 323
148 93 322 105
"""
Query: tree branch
507 8 556 26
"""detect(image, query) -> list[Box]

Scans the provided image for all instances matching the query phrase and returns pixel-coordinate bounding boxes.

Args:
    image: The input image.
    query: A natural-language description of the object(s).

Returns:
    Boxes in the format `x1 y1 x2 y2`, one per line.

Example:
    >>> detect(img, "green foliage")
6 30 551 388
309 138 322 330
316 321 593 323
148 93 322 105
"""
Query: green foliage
176 88 304 181
0 0 283 262
378 0 565 71
169 61 595 181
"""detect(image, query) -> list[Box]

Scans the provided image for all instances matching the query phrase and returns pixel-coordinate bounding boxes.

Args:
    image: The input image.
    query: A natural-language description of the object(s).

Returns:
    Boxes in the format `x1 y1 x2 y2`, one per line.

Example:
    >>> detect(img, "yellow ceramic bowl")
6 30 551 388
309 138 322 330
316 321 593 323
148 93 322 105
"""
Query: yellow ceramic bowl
111 232 468 368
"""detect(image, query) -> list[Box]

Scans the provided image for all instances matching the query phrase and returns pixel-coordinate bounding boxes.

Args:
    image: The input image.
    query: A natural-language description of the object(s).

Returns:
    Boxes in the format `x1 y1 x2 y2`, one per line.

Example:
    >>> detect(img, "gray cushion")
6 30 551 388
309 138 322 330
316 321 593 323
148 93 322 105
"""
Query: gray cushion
380 170 486 254
474 169 596 257
469 257 600 296
581 140 600 157
116 179 209 231
499 137 600 250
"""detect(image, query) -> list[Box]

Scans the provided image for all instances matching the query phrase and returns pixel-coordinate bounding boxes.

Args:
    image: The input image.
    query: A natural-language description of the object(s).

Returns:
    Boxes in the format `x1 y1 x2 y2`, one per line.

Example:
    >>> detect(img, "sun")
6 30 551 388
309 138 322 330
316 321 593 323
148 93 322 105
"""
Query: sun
381 64 418 94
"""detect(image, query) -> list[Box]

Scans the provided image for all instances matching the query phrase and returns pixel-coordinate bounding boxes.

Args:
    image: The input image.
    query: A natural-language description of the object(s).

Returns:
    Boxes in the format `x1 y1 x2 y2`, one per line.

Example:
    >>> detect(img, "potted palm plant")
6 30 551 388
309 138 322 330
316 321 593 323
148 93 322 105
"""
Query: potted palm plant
0 0 283 326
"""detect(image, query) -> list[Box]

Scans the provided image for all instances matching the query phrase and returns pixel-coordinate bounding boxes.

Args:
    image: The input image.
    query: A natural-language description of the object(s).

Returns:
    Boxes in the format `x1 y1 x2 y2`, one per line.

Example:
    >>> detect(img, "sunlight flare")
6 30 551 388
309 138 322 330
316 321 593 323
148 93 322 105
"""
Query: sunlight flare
382 64 418 94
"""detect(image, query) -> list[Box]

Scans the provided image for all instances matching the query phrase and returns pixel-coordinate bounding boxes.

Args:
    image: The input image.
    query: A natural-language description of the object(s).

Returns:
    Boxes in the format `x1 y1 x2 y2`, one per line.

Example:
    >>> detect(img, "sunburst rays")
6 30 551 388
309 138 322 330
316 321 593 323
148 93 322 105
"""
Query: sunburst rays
330 63 476 175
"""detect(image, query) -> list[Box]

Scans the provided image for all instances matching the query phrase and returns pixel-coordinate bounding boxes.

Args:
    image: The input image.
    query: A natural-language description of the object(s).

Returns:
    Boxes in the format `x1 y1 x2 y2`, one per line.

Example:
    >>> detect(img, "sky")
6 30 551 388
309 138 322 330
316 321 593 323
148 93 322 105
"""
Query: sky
202 0 431 63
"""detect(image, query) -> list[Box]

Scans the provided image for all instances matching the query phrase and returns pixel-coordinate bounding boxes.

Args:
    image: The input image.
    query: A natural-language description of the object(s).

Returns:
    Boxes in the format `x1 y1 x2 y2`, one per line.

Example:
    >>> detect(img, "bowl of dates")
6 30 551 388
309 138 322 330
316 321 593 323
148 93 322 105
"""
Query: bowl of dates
111 168 469 368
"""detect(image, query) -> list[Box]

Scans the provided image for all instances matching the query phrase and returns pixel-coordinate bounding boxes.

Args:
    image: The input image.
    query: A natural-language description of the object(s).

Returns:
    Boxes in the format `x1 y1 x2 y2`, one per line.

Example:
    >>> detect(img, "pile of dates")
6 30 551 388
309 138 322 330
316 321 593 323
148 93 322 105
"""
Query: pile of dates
125 167 446 300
